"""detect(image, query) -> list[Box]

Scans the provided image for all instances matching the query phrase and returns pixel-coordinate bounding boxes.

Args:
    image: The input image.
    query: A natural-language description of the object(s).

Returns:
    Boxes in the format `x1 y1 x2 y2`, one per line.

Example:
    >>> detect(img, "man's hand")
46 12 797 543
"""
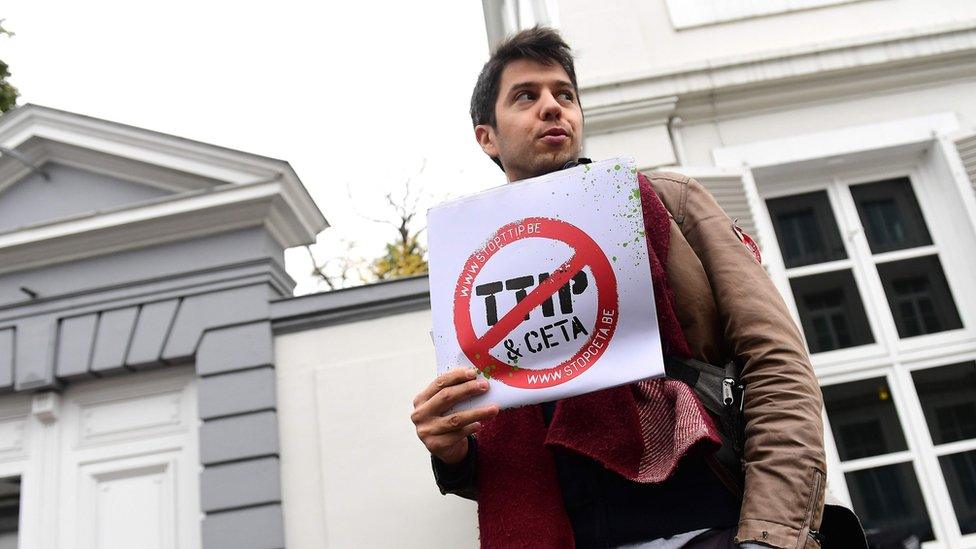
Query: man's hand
412 368 499 464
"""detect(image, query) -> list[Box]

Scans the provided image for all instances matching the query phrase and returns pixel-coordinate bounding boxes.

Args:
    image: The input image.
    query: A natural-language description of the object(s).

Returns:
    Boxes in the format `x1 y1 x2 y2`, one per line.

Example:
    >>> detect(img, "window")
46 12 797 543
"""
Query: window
823 378 934 543
766 174 963 356
877 256 961 339
850 178 931 254
765 169 976 546
914 362 976 535
767 191 846 268
0 477 18 548
789 270 873 353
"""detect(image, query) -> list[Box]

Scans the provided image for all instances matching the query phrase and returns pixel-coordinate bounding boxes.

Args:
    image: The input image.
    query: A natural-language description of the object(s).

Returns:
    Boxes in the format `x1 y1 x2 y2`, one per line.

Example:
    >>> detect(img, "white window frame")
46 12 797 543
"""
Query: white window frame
760 163 976 371
902 351 976 544
715 113 976 547
820 367 949 547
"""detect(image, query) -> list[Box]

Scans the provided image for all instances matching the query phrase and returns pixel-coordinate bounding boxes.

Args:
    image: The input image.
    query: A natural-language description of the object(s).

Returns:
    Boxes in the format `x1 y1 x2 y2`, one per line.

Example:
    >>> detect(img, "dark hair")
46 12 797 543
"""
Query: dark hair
470 26 580 130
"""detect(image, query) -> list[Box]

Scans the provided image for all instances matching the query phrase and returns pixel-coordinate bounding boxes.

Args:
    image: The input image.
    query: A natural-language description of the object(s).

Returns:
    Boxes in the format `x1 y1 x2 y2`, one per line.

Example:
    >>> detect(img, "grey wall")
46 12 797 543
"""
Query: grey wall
0 162 173 233
0 163 293 548
0 226 285 309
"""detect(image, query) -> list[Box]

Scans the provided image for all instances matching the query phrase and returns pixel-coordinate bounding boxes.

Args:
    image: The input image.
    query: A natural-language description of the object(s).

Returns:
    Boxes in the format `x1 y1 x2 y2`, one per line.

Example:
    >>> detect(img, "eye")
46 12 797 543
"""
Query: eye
557 90 575 102
515 91 536 102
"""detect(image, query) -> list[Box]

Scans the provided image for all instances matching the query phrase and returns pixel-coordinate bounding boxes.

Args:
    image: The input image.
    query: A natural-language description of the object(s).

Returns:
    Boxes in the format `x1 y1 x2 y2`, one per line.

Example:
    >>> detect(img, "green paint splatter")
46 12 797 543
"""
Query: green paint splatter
614 164 621 171
612 256 617 262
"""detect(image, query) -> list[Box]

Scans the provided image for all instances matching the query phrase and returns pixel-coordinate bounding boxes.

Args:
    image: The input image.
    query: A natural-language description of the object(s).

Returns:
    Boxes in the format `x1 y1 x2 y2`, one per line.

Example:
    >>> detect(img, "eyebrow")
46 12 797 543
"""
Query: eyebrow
507 80 575 95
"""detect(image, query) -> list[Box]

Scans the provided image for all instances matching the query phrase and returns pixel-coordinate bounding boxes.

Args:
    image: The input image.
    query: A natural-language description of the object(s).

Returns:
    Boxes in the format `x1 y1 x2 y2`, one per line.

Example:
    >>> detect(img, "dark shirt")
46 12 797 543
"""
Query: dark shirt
433 401 741 549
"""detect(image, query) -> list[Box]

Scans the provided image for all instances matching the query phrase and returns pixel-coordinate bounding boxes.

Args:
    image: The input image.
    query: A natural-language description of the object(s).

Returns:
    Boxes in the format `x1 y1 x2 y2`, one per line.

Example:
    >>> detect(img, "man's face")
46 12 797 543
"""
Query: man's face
475 58 583 182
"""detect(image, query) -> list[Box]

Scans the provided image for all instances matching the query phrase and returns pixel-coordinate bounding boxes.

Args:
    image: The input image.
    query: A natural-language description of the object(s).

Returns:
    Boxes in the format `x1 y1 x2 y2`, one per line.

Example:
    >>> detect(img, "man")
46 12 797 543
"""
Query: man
411 27 826 549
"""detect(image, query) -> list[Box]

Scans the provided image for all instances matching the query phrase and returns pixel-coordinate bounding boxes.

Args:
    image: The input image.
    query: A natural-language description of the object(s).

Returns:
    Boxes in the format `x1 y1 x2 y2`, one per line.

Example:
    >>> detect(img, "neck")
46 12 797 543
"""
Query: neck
504 157 587 183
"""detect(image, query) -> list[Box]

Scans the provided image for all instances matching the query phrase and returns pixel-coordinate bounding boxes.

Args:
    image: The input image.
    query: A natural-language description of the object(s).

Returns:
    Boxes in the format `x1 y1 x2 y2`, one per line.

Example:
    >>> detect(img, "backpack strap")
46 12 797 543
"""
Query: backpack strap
664 355 746 488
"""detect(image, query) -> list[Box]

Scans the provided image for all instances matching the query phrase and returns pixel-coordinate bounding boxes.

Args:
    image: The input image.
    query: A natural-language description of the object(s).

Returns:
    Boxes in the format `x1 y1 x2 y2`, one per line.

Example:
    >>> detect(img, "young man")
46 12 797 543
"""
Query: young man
411 27 826 549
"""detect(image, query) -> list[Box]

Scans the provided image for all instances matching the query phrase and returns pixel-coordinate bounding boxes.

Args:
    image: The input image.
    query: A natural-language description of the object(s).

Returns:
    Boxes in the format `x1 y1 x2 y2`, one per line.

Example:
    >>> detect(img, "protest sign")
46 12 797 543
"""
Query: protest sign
427 157 664 410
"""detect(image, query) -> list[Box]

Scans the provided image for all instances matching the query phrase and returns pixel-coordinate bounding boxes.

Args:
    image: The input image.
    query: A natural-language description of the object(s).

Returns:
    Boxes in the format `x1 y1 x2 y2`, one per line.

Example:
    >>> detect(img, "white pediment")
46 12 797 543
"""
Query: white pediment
0 104 328 274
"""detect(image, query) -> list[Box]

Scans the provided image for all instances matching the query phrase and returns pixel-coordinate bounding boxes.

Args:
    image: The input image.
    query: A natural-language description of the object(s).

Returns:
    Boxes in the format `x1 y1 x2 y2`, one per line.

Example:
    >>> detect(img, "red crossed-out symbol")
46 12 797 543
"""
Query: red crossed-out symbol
453 217 618 389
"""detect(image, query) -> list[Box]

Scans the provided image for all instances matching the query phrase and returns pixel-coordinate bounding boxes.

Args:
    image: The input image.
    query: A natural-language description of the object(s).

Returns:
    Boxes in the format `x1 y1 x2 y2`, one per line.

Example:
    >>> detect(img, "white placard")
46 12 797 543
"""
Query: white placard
427 157 664 410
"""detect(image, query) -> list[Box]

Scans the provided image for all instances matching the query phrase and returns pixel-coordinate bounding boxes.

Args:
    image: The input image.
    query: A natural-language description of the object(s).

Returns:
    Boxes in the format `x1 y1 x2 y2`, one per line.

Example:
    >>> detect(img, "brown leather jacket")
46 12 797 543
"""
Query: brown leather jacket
649 171 826 549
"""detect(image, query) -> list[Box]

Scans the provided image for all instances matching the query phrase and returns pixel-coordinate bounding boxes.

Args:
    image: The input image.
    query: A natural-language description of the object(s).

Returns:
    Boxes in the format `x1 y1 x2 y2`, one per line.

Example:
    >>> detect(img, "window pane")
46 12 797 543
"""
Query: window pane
0 477 19 548
912 362 976 445
823 377 908 461
877 256 962 339
939 450 976 535
766 191 847 268
790 270 873 353
850 177 932 254
846 463 934 545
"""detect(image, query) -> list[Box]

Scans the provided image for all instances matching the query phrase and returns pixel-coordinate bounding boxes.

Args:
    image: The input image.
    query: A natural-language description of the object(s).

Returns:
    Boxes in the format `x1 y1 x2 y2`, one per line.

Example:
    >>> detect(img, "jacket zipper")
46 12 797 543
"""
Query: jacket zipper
801 469 825 547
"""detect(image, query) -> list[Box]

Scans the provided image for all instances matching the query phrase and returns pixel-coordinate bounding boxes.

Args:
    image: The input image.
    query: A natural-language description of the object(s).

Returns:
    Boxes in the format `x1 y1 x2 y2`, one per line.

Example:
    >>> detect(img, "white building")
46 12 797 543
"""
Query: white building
0 2 975 548
278 2 976 548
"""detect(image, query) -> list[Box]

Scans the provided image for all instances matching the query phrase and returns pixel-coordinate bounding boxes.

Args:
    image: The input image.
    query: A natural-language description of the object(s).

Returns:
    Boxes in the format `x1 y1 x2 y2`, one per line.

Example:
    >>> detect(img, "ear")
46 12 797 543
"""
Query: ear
474 124 499 158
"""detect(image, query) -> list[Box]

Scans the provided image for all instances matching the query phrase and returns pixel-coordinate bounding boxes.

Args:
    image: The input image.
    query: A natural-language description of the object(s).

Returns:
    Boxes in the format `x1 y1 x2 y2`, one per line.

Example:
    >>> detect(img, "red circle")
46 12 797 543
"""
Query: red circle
453 217 618 388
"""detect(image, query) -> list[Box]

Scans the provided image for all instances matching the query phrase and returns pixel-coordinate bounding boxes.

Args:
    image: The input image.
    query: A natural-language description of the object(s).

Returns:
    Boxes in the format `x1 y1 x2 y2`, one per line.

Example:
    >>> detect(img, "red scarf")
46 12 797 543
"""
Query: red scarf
475 173 722 548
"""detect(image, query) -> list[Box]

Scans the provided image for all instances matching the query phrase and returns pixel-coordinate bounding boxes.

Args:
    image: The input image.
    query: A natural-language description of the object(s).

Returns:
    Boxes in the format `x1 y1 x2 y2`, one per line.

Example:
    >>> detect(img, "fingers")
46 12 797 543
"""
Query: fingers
411 368 499 463
424 421 481 459
422 405 500 438
413 377 491 421
413 368 477 408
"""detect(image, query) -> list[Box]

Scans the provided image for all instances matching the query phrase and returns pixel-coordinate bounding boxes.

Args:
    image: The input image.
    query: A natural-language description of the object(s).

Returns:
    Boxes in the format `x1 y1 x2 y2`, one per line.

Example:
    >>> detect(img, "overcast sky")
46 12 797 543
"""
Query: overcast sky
1 1 508 294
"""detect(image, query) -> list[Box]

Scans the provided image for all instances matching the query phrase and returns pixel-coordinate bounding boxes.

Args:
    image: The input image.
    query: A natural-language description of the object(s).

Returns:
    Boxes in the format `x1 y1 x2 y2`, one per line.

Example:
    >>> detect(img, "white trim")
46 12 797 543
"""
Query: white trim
784 258 854 279
931 439 976 458
586 97 677 135
581 20 976 124
664 0 869 30
869 245 939 265
0 138 222 195
712 112 960 169
0 105 327 248
0 179 300 275
936 134 976 244
837 451 913 473
585 19 976 91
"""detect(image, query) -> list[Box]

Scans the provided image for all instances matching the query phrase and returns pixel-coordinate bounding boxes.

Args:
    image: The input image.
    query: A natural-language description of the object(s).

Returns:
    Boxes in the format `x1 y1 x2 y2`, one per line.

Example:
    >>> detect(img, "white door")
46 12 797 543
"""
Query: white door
0 366 201 549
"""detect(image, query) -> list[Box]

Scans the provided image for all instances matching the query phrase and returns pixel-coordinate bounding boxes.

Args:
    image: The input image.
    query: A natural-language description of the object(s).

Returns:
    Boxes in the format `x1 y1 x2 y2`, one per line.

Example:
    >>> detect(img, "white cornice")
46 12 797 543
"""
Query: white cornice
585 96 677 135
712 112 959 169
0 179 307 275
0 105 328 269
0 137 226 195
0 104 327 221
581 20 976 115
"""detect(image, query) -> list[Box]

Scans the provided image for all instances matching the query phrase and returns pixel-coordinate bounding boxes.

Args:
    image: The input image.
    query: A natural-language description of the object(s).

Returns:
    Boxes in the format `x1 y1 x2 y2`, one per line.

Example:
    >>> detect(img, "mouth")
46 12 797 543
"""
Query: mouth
539 127 570 145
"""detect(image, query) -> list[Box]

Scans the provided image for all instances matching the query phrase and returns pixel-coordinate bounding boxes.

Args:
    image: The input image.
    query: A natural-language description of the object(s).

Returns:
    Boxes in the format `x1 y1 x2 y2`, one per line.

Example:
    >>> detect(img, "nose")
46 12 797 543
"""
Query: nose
538 90 562 121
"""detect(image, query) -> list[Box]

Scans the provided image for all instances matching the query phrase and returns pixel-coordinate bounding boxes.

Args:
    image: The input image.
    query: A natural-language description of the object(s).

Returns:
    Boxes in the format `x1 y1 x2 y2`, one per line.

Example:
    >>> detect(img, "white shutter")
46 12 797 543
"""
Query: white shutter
955 133 976 194
650 167 765 248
